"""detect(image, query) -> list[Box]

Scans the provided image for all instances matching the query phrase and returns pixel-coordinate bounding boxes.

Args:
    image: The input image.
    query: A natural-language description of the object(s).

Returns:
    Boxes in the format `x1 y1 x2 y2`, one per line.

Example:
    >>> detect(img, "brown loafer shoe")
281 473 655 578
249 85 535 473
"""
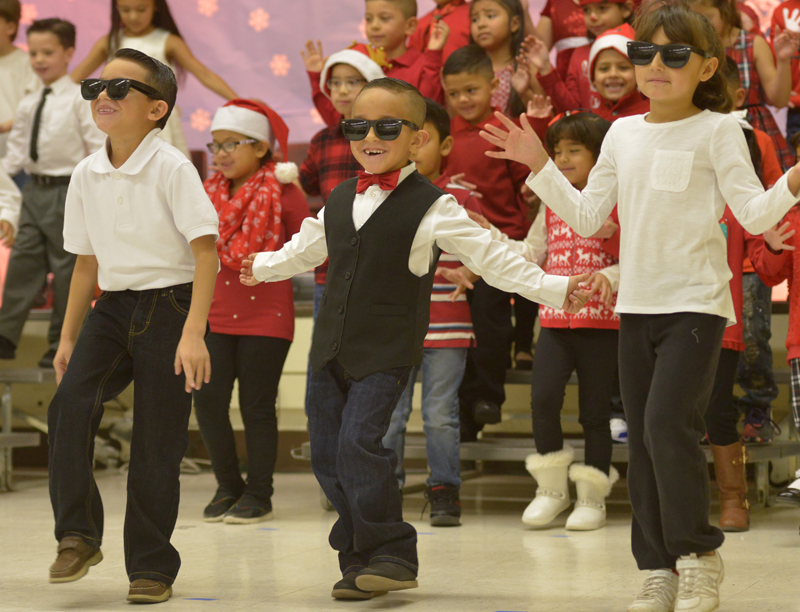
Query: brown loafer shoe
49 536 103 583
127 579 173 603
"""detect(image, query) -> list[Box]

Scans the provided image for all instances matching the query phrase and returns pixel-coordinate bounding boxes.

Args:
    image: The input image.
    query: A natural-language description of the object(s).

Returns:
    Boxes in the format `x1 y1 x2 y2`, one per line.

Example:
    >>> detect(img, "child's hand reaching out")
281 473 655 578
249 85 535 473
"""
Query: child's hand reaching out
526 95 553 119
437 265 479 301
301 40 325 73
428 19 450 51
480 111 551 174
240 253 260 286
587 271 613 306
763 221 796 252
563 273 598 314
520 35 553 75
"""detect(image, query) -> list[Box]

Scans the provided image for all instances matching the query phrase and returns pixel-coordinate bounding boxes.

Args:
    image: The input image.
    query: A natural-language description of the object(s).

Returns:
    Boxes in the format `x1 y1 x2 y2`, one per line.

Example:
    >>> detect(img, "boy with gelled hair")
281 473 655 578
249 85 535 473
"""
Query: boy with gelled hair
242 77 591 601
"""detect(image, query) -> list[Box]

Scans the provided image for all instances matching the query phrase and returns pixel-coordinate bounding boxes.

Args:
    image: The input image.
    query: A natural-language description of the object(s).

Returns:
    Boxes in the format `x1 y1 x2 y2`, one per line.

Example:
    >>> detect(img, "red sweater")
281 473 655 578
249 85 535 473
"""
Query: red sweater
409 0 472 62
541 0 589 82
207 184 311 339
447 112 532 239
540 208 619 330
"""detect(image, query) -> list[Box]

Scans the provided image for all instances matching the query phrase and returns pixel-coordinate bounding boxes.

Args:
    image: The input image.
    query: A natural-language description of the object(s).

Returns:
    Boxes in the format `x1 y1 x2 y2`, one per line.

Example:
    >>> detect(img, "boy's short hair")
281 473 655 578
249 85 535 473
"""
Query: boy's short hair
545 112 612 160
424 98 450 142
27 18 75 50
721 56 740 88
113 48 178 130
790 130 800 153
442 45 494 81
367 0 417 19
0 0 21 41
356 77 426 127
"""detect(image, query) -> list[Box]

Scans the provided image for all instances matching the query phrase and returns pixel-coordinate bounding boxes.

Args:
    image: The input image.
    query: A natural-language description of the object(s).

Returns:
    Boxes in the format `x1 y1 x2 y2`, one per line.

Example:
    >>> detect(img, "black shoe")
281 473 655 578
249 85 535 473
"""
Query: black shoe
223 494 273 524
38 348 56 369
203 488 240 522
0 336 16 360
425 484 461 527
473 400 501 425
331 572 388 600
355 562 418 592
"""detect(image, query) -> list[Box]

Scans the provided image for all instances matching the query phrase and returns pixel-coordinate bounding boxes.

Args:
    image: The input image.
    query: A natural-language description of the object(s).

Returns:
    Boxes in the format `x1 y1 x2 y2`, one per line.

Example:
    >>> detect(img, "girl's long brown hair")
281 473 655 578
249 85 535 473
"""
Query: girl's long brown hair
634 0 733 113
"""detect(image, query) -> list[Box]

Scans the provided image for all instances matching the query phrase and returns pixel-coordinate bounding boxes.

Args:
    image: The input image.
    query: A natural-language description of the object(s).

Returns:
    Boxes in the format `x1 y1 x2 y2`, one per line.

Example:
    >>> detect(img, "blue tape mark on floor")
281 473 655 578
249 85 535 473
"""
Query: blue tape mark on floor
183 598 218 601
258 527 278 531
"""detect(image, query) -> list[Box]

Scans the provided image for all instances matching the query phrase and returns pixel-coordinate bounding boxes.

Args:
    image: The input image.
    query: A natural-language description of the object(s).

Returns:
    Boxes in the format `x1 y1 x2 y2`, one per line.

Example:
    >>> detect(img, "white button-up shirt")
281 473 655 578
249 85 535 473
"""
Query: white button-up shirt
0 169 21 229
63 129 219 291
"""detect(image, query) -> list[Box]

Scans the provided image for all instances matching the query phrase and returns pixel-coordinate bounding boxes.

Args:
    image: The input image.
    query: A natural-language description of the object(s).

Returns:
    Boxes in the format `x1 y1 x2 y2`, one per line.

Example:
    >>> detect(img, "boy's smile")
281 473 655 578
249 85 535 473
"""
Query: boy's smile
593 49 636 102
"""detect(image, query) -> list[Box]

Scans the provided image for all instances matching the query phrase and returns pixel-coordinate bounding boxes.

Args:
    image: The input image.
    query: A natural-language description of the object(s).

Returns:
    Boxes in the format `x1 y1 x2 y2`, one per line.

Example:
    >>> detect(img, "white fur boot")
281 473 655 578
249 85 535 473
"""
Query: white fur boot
522 446 574 527
565 464 619 531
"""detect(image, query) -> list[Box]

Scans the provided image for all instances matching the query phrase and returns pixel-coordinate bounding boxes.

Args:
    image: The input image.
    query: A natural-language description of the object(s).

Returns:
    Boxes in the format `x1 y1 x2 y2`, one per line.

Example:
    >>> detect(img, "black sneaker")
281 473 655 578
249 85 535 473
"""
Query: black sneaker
223 494 273 524
332 572 387 600
38 348 56 369
473 400 501 425
0 336 16 359
203 489 240 523
425 484 461 527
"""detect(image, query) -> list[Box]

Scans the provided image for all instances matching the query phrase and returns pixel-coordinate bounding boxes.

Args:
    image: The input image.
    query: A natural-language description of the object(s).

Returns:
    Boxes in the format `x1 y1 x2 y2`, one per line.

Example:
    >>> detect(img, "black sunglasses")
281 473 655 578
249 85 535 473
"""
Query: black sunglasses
341 118 419 141
81 78 164 101
626 41 711 69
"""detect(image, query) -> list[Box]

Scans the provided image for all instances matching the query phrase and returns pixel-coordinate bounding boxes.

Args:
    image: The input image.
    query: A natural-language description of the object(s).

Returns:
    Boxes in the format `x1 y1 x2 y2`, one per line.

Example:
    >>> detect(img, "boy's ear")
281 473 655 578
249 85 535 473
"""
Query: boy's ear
411 128 430 152
699 56 718 83
404 16 418 37
149 100 169 124
735 87 747 109
253 141 270 160
440 134 454 157
65 46 75 63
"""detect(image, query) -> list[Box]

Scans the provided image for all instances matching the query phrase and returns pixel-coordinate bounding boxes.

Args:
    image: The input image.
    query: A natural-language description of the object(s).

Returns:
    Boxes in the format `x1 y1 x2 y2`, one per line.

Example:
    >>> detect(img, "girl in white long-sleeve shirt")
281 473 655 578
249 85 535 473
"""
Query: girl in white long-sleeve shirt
479 2 800 612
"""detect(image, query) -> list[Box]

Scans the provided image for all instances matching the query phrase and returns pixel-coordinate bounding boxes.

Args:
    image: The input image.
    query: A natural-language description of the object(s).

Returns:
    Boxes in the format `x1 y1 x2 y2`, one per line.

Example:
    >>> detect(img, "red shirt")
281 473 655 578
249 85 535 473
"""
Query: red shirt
743 127 783 273
409 0 472 62
447 112 532 239
541 0 589 81
207 184 311 339
306 70 341 130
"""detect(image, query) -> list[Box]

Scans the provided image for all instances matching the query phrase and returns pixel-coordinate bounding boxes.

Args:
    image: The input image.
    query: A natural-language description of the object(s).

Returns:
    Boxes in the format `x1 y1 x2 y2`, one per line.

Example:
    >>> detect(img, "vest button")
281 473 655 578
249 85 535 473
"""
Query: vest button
332 342 339 351
350 237 358 246
344 272 351 280
338 305 344 314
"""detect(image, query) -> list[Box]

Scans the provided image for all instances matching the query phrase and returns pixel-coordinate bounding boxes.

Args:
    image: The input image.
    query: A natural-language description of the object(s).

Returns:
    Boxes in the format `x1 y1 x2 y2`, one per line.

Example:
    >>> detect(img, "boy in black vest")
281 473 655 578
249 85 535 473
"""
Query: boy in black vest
240 78 592 601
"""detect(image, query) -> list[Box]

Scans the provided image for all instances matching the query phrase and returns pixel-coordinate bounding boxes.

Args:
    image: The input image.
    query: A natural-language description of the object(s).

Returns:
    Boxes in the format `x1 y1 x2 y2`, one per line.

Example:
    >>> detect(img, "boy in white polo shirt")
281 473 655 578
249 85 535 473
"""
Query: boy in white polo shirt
46 48 219 604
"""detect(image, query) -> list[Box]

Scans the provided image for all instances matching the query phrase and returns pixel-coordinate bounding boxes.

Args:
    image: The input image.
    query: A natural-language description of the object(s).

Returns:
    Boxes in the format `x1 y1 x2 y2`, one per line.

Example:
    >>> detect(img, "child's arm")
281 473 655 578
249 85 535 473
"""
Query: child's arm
417 23 449 103
53 255 98 384
174 235 217 393
478 205 548 264
747 226 793 286
0 111 28 177
70 35 110 82
166 35 238 100
0 171 20 248
299 136 322 197
301 40 341 128
481 111 618 236
753 30 798 108
522 35 580 113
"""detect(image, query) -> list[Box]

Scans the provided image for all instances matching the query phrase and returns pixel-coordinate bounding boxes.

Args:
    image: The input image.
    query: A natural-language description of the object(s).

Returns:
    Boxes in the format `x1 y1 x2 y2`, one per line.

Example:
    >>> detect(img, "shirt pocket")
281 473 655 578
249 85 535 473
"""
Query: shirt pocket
650 150 694 193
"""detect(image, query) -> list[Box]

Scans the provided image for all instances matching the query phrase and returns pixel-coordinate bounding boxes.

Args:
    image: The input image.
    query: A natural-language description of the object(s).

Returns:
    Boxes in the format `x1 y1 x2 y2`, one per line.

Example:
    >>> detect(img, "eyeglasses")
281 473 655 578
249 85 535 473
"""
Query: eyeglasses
81 78 164 101
548 109 591 127
341 118 419 141
326 78 367 91
206 139 257 154
626 41 711 69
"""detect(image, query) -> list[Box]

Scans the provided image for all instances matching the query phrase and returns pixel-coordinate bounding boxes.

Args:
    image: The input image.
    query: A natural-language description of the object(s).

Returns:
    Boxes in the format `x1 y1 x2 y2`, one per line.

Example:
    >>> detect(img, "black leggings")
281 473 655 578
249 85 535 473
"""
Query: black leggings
193 333 291 505
530 327 617 474
704 347 741 446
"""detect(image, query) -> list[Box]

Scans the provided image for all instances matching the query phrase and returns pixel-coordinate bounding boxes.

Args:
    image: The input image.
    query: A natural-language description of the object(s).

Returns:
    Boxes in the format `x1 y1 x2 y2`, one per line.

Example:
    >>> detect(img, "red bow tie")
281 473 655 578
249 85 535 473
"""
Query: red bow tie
356 168 403 194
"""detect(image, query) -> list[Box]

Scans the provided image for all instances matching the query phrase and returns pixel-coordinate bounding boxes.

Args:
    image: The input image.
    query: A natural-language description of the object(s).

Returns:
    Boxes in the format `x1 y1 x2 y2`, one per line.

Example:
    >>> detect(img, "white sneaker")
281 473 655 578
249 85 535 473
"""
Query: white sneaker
675 552 724 612
611 418 628 443
627 569 679 612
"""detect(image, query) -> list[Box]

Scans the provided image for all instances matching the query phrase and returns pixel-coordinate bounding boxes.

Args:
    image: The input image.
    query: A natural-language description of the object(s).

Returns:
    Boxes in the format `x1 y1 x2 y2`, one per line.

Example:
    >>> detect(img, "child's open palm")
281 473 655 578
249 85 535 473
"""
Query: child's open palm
526 95 553 119
240 253 260 286
428 20 450 51
521 35 552 73
763 221 796 251
773 26 800 62
301 40 325 73
480 111 550 173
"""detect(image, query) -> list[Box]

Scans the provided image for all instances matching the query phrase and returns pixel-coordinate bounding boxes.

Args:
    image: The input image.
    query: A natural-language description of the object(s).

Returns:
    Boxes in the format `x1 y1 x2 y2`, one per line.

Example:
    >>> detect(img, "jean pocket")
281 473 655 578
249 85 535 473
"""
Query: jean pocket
168 289 190 316
95 291 111 302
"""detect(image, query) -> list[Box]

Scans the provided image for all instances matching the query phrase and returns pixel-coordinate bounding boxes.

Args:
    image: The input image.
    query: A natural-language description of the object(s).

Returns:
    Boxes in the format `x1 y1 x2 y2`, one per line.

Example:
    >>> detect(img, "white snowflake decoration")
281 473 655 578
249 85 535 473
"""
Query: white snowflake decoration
197 0 218 17
310 109 324 126
20 3 37 25
249 8 270 32
190 108 211 132
270 54 291 77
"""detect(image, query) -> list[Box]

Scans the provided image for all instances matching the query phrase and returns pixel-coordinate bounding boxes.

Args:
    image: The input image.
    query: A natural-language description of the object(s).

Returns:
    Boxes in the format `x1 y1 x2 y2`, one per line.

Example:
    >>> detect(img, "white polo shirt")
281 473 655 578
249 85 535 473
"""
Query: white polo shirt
64 129 219 291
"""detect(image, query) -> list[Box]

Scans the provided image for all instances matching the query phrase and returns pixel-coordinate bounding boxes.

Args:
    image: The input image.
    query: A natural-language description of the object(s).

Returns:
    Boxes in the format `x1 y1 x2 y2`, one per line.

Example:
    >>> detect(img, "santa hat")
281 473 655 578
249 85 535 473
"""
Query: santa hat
210 99 297 184
589 24 636 78
319 46 386 100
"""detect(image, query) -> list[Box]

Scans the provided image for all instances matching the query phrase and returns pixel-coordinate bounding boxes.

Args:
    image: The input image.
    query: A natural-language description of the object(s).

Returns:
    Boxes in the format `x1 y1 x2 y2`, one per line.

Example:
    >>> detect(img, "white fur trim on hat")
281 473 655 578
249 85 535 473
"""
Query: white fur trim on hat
525 445 574 471
568 464 620 497
589 30 633 78
320 49 386 100
274 161 299 184
211 105 275 151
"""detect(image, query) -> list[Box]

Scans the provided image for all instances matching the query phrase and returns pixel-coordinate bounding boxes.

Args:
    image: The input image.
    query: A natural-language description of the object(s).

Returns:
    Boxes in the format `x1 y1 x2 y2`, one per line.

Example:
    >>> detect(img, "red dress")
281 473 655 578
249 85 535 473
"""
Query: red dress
727 29 795 170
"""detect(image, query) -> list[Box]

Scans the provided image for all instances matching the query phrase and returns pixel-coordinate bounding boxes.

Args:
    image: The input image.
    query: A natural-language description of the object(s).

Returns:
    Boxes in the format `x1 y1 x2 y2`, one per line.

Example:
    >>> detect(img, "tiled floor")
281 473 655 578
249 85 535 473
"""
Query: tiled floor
2 469 799 611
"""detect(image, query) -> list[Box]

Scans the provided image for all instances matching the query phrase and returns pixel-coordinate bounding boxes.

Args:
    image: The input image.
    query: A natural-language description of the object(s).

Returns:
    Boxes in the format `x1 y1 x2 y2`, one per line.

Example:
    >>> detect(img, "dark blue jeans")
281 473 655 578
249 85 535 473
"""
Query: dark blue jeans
48 284 195 586
307 358 417 576
736 273 778 411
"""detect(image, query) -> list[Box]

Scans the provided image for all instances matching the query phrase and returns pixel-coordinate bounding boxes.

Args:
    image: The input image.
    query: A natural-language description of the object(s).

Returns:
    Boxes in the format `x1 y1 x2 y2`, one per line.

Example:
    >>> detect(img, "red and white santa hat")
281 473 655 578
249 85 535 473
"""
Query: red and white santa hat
319 46 386 100
210 99 298 183
588 23 636 78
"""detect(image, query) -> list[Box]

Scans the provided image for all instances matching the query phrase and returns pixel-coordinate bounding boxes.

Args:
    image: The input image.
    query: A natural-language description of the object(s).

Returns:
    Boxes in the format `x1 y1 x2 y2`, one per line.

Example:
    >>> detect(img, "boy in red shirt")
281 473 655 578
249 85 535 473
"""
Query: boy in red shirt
442 45 532 430
409 0 471 61
301 0 449 127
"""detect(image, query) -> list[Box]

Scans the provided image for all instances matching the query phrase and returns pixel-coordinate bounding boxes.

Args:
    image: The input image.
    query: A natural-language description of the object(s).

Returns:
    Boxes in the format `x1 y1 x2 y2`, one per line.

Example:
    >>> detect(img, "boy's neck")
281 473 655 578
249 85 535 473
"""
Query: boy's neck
646 100 702 124
382 42 408 61
0 40 15 57
106 126 154 168
42 70 68 87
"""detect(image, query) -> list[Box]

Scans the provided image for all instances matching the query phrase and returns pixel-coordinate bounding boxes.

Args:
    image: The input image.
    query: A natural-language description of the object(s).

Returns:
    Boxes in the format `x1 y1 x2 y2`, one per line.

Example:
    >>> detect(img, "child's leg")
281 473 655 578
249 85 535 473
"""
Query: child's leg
382 365 420 490
124 286 195 586
573 329 618 474
419 347 467 488
193 333 245 498
513 296 538 365
42 184 76 350
620 313 725 570
48 293 134 551
530 328 576 455
705 348 742 447
235 335 291 505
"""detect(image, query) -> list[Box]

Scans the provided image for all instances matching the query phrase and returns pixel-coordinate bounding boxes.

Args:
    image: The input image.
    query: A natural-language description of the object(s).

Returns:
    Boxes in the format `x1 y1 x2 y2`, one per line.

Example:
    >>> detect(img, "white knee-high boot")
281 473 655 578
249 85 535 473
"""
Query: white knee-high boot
565 464 619 531
522 446 574 527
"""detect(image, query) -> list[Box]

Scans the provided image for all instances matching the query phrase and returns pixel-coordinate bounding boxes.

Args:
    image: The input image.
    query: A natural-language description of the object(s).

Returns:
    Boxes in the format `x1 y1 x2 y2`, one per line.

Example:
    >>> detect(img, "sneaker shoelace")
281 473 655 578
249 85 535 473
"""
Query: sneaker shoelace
637 573 677 606
744 407 781 436
678 565 719 601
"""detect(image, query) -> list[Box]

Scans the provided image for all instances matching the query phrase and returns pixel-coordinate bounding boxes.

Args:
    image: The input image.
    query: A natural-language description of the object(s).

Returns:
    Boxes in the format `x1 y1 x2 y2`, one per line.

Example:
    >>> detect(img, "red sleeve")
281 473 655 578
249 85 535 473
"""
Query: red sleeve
416 49 445 103
280 183 313 237
537 69 581 115
756 129 783 189
409 13 431 52
541 0 553 18
747 234 793 286
299 136 321 197
307 70 341 128
601 206 620 258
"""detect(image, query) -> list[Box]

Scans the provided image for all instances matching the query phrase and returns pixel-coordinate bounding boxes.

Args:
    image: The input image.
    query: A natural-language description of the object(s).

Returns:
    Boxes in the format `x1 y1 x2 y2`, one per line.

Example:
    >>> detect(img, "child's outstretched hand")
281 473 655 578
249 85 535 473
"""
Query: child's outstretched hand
450 172 484 198
480 111 550 173
587 271 613 306
511 60 531 96
174 332 211 393
437 265 479 301
301 40 325 73
526 95 553 119
764 221 796 251
520 35 552 74
428 19 450 51
466 208 490 229
240 253 260 286
773 25 800 62
562 273 598 314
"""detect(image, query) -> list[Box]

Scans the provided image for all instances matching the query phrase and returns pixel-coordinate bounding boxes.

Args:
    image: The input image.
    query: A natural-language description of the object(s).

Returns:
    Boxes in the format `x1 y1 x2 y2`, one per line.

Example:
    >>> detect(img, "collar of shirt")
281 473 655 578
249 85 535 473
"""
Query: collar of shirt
45 74 75 96
386 47 422 68
89 128 164 175
351 162 417 229
359 161 416 185
451 108 503 135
